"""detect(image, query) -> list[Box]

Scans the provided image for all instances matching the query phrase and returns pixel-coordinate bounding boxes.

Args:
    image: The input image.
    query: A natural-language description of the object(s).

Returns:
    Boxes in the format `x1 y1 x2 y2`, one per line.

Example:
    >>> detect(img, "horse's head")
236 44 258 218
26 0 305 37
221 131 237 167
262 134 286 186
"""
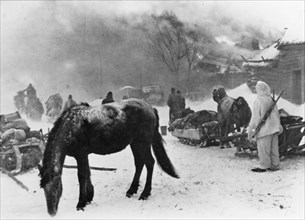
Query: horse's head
230 97 251 129
38 163 63 216
230 97 245 113
38 113 67 216
38 105 88 216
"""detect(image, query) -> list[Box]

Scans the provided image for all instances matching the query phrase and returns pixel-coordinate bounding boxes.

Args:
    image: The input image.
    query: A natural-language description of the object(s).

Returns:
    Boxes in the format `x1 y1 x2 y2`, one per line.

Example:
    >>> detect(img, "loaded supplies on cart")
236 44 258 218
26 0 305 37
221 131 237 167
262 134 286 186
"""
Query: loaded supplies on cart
0 112 45 175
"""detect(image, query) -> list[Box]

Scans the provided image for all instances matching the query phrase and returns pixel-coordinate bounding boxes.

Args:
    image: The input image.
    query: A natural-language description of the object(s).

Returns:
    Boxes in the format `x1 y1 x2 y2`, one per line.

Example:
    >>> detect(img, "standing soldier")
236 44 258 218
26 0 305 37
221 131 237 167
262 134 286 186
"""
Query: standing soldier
213 86 235 148
22 83 38 118
24 83 37 99
167 88 180 124
63 95 77 111
177 90 186 111
247 81 283 172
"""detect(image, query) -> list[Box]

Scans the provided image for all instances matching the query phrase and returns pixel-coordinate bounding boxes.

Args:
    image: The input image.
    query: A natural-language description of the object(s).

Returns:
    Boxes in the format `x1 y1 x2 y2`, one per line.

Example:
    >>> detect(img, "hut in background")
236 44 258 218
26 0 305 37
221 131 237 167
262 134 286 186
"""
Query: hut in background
242 27 305 104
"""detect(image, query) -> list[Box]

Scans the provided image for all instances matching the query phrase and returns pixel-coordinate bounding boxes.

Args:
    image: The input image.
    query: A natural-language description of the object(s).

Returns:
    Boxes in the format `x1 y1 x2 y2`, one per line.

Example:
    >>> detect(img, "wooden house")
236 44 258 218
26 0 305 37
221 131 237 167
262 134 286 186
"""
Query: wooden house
242 28 305 104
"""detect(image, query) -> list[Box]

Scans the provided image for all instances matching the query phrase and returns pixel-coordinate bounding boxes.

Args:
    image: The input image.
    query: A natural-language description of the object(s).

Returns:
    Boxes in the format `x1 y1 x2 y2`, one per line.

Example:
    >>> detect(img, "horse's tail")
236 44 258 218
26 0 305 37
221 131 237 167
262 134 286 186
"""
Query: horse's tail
152 108 179 178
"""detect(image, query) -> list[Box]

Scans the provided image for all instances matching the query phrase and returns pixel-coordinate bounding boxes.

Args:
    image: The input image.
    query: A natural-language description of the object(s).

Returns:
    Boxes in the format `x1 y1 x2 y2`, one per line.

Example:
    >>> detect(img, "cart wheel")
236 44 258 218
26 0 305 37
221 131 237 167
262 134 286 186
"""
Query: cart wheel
11 145 22 175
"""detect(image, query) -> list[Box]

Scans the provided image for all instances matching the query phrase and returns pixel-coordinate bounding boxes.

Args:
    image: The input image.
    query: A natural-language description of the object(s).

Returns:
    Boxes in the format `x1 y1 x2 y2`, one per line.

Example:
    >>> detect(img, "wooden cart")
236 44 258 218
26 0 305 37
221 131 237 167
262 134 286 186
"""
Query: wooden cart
0 137 45 175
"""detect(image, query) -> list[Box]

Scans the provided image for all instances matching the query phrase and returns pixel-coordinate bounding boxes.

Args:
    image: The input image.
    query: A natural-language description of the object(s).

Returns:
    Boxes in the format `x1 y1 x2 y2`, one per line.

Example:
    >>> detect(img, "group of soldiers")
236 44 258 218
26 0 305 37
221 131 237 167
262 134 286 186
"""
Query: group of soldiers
14 84 44 121
14 84 78 122
167 87 186 124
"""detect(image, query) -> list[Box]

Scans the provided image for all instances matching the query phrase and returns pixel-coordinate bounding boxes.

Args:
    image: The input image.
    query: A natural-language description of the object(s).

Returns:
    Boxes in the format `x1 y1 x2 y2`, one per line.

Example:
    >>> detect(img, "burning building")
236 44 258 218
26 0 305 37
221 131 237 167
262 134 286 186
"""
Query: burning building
242 28 305 104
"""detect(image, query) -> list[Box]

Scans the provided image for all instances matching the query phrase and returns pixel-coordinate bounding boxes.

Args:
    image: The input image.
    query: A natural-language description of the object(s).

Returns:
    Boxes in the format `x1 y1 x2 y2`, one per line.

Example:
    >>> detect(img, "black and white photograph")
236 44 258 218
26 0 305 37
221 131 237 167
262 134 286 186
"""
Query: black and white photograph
0 1 304 219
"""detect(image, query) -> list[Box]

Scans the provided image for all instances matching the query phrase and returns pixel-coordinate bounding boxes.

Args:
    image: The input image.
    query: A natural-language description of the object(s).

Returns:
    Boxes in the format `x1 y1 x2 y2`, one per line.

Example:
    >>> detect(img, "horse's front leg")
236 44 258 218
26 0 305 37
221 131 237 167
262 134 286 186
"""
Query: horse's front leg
75 154 90 211
86 165 94 204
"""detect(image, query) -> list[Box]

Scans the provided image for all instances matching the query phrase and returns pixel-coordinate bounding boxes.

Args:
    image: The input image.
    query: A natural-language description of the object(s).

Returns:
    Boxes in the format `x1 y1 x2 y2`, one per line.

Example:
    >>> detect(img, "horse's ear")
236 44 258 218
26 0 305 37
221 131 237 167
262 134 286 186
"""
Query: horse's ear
237 98 243 106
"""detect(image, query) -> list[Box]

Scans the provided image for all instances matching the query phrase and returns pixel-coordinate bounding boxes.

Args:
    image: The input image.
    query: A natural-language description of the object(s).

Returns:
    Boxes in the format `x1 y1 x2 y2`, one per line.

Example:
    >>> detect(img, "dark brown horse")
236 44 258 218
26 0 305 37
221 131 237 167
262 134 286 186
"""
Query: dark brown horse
229 96 252 132
38 98 179 216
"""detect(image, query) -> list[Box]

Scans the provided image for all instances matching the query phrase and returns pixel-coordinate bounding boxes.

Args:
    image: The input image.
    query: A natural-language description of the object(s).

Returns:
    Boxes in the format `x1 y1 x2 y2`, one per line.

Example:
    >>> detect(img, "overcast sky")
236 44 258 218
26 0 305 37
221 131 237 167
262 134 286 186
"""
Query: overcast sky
0 0 304 113
1 1 304 31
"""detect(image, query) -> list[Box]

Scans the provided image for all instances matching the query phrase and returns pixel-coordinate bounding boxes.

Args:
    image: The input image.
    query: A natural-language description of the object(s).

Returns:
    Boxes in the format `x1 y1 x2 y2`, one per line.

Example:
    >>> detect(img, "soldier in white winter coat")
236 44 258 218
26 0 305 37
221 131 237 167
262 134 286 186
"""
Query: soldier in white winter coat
247 81 283 172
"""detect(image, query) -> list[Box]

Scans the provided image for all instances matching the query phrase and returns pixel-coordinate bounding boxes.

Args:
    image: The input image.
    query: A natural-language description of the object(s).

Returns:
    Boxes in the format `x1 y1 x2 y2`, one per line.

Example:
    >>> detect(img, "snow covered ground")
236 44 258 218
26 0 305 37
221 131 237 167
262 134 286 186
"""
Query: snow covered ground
1 84 304 219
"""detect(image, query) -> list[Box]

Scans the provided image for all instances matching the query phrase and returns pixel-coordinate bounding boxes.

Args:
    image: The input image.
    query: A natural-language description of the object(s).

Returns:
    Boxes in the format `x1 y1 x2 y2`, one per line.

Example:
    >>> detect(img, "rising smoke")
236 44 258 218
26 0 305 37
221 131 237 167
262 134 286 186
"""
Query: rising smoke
1 1 286 113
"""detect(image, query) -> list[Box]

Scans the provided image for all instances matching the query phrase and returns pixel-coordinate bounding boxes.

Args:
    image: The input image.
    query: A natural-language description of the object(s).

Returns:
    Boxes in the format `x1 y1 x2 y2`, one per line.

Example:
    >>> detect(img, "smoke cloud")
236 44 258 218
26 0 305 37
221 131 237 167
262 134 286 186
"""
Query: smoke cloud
1 1 303 113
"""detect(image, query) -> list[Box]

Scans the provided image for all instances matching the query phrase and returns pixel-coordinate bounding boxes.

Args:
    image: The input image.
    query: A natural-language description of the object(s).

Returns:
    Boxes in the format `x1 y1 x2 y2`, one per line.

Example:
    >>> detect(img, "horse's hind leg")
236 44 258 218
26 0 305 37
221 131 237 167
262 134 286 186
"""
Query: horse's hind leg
75 154 90 211
126 144 144 197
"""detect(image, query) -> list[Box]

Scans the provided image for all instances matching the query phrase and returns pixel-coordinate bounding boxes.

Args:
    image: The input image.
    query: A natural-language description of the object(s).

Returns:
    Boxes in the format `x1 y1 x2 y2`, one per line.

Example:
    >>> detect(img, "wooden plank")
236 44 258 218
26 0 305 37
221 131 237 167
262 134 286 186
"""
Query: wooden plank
63 165 117 171
0 167 29 191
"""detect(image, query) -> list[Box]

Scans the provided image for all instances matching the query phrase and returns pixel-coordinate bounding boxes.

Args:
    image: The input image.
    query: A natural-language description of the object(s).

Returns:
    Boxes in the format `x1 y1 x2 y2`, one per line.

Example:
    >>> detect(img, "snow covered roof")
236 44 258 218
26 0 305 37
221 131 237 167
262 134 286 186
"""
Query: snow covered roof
242 41 280 67
279 25 305 47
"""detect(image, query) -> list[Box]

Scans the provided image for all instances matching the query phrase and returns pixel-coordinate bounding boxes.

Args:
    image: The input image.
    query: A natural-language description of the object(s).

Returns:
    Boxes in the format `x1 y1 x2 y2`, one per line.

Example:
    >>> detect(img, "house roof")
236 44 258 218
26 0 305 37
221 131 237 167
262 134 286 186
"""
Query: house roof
202 58 227 67
242 41 280 67
279 24 305 47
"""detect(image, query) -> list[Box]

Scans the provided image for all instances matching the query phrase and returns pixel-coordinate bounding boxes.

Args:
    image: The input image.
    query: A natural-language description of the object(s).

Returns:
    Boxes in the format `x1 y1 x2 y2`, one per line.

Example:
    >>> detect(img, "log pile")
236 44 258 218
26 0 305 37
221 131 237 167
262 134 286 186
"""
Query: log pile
169 109 218 131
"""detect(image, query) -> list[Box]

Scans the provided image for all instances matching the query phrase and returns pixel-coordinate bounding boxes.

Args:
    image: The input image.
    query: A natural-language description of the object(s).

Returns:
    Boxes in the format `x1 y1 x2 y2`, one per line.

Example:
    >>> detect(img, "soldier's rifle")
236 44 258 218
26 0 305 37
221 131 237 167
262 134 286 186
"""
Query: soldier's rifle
220 132 248 142
252 90 284 138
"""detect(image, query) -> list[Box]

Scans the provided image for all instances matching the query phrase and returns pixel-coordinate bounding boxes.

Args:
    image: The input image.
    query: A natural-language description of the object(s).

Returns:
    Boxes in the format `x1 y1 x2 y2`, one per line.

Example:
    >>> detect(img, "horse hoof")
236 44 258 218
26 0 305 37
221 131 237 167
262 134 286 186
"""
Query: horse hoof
77 207 84 211
126 193 133 198
139 193 150 200
126 188 138 197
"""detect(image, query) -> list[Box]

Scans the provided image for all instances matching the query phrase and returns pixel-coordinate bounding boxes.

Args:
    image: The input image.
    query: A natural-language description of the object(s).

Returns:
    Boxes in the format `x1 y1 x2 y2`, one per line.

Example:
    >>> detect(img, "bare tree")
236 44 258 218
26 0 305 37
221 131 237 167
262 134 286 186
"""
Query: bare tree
184 30 200 93
145 12 187 87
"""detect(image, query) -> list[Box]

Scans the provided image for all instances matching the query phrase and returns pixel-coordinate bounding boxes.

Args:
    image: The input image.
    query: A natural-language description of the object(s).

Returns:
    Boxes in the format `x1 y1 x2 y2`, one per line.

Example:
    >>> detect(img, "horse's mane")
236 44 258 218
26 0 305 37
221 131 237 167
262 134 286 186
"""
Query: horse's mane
49 103 89 138
40 103 90 187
